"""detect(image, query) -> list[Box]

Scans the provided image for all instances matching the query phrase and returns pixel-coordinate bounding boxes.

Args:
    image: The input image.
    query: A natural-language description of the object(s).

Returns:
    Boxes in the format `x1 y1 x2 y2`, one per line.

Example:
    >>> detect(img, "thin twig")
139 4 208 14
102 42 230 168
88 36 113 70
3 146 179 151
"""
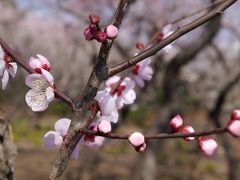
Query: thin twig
108 0 237 77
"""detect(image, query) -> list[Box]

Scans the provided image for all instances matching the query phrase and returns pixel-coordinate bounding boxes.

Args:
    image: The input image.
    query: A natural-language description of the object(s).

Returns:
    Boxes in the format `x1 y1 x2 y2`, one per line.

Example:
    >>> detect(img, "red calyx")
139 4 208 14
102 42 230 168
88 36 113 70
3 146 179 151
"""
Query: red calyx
95 31 107 42
132 64 140 75
157 32 164 42
35 68 42 74
136 42 144 50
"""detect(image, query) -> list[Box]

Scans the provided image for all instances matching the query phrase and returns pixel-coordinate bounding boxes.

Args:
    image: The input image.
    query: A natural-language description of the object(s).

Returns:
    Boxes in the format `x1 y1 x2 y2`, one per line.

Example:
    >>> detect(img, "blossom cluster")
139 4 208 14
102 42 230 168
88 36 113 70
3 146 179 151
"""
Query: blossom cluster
84 14 118 42
0 45 17 90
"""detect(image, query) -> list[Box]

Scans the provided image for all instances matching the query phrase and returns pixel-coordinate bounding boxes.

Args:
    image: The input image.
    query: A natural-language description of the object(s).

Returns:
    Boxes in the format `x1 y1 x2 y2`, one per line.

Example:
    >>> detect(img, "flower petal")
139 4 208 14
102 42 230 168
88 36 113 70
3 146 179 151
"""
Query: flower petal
7 62 17 78
100 94 116 116
29 57 41 69
2 69 9 90
141 66 153 81
25 74 48 89
71 146 79 160
25 89 49 111
106 76 120 87
54 118 71 136
41 69 54 85
0 60 5 76
46 87 55 102
122 89 136 105
43 131 63 150
37 54 50 68
134 76 145 88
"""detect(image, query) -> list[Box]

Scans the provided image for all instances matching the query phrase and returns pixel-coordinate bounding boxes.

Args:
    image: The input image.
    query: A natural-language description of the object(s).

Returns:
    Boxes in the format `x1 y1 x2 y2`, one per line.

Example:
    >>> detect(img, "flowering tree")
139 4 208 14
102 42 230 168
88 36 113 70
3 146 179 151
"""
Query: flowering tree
0 0 240 179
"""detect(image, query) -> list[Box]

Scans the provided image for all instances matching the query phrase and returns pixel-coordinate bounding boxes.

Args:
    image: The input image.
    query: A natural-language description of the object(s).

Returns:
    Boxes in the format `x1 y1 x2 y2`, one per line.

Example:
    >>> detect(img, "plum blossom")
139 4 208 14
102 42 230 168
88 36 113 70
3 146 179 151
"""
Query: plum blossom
43 118 79 159
227 119 240 137
132 58 153 88
198 137 218 156
29 55 53 84
179 125 195 141
170 115 183 132
106 76 136 109
159 24 174 53
25 73 54 112
0 46 17 90
95 90 119 123
80 122 105 148
105 24 118 39
128 132 146 153
97 119 112 134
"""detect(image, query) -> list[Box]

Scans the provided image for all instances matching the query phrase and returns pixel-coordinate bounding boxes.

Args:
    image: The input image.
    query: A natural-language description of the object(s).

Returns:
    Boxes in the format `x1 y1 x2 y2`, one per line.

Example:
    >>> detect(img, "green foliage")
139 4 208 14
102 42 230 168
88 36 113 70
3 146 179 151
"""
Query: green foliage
46 102 71 116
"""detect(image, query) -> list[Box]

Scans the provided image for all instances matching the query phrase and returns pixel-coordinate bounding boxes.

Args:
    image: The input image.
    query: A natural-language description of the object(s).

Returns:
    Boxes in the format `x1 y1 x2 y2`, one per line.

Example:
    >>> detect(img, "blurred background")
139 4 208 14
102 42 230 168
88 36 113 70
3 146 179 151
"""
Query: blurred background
0 0 240 179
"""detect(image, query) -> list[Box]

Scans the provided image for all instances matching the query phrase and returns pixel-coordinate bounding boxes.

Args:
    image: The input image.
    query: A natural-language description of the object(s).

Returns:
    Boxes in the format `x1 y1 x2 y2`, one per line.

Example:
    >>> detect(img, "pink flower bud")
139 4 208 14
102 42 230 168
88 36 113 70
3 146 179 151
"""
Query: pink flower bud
179 125 195 141
105 25 118 39
89 14 100 24
136 143 146 153
227 119 240 137
128 132 145 147
98 120 112 134
198 136 218 156
136 42 144 50
170 115 183 132
84 27 94 41
95 31 107 42
231 109 240 120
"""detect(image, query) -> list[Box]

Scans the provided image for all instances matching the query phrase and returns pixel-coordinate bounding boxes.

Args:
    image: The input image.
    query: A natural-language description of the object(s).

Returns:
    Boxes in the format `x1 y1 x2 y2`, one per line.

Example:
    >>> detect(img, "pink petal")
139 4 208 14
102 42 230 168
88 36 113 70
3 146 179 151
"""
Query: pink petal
122 77 135 90
134 76 145 88
137 143 146 153
227 120 240 137
128 132 145 147
141 66 153 81
198 137 218 156
54 118 71 136
179 125 195 141
105 24 118 39
37 54 50 68
170 115 183 131
98 120 112 134
100 95 116 116
106 76 121 87
231 109 240 120
46 87 55 102
7 62 17 78
29 57 41 69
2 69 9 90
43 131 63 150
122 89 136 105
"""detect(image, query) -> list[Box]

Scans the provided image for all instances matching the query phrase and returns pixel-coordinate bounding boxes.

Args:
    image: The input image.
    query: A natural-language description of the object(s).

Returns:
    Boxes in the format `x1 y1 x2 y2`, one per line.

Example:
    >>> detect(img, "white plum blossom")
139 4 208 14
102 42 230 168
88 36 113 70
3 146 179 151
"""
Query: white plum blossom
95 90 119 123
132 58 153 88
43 118 79 159
0 46 17 90
80 122 105 148
106 76 136 109
25 73 54 112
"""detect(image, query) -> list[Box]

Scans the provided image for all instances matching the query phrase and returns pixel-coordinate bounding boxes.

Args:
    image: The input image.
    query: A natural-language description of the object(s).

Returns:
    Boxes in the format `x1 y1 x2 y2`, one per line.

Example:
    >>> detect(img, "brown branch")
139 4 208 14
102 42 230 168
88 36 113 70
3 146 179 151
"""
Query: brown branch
0 37 76 110
108 0 237 77
49 1 130 179
78 127 227 140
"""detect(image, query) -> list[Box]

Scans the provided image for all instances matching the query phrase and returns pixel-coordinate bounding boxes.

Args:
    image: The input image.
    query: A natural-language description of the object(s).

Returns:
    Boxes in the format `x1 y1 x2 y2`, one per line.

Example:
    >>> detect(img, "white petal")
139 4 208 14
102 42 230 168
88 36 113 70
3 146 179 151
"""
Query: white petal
7 62 17 78
54 118 71 136
0 46 4 60
115 97 124 109
43 131 63 150
29 57 41 69
2 70 9 90
110 110 119 123
141 66 153 81
46 87 54 102
41 69 54 85
135 76 145 88
25 89 49 112
106 76 120 87
122 89 136 105
122 77 135 90
0 60 5 76
100 95 116 116
25 74 48 89
95 90 108 103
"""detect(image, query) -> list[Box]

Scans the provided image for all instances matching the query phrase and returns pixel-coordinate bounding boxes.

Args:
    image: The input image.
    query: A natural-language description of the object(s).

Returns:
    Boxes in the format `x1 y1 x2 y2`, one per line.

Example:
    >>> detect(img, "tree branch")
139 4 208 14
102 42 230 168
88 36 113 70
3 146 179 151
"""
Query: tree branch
0 38 76 110
108 0 237 77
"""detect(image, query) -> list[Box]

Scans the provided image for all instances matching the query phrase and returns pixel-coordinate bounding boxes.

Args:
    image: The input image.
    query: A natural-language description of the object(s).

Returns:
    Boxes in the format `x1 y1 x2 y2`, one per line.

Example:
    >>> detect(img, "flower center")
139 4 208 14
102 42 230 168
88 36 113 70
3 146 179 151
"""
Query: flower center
132 64 140 75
